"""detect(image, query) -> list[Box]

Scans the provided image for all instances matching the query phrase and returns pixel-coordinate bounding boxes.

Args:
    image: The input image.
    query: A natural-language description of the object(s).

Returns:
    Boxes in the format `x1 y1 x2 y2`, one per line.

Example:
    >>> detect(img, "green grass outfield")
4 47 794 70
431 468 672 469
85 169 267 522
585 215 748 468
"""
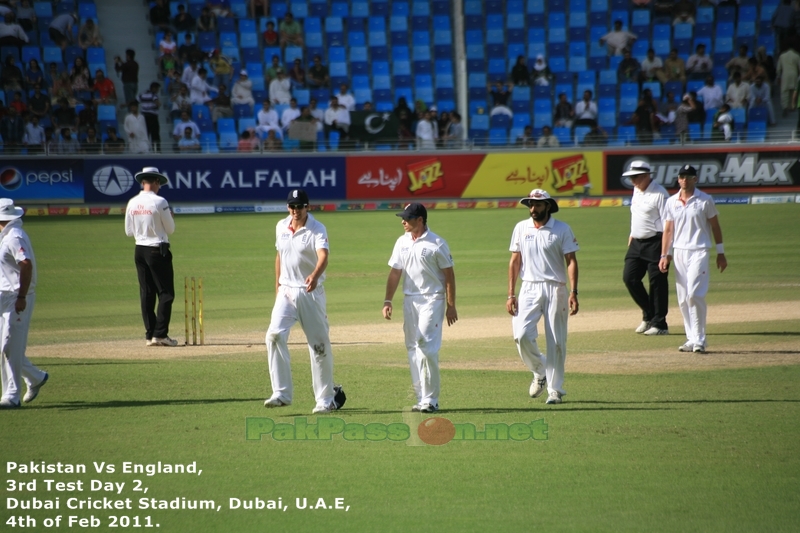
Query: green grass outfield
2 204 799 532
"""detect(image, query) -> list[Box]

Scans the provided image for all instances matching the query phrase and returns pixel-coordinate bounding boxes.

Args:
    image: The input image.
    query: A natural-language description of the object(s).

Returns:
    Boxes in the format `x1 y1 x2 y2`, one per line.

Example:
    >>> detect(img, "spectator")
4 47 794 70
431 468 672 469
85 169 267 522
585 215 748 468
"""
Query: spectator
77 98 97 134
618 48 641 83
181 59 199 87
158 30 177 57
207 0 232 18
1 54 23 91
190 67 217 104
209 83 232 123
81 127 102 154
510 55 529 86
582 124 608 146
149 0 171 32
92 69 117 104
749 76 775 125
78 18 102 49
238 128 259 151
600 20 637 56
488 81 513 117
114 50 139 106
686 91 705 124
415 109 436 150
280 97 301 133
279 12 303 50
255 100 281 138
776 44 800 116
443 111 463 148
631 88 658 144
658 48 686 84
711 104 733 142
696 75 724 111
672 9 695 26
262 20 279 47
265 54 283 83
0 106 23 151
159 48 178 78
657 91 679 124
530 54 552 86
51 71 73 104
197 7 216 32
104 126 125 153
27 83 50 119
44 61 59 89
0 12 29 48
307 55 330 88
48 12 76 50
8 91 25 115
178 33 203 65
428 105 440 140
725 71 750 108
138 82 161 151
172 110 201 142
743 57 768 84
674 93 696 142
309 98 324 131
290 105 318 150
397 110 415 149
553 92 574 128
574 90 598 128
672 0 696 18
726 45 750 79
22 115 45 153
269 68 291 105
15 0 36 33
231 70 255 110
323 96 350 139
755 47 776 84
653 0 676 20
263 128 282 151
173 4 195 33
335 83 355 111
54 126 79 153
537 125 560 147
124 101 149 153
772 0 794 52
70 57 92 96
641 49 664 82
170 83 191 121
687 44 713 79
436 109 449 147
52 97 77 131
208 49 233 89
178 126 201 152
24 58 43 87
516 125 535 147
249 0 269 18
289 58 306 88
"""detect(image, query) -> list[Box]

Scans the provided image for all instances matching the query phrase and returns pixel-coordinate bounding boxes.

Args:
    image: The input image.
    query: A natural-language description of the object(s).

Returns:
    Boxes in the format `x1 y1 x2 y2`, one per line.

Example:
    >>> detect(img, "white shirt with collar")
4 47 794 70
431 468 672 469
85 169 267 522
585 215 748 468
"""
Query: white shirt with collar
0 219 36 293
697 84 723 110
190 74 215 104
275 213 329 288
335 91 356 112
630 179 669 239
125 190 175 247
575 100 598 120
389 228 454 297
509 217 579 284
172 119 200 138
281 107 301 130
664 188 719 250
269 77 292 105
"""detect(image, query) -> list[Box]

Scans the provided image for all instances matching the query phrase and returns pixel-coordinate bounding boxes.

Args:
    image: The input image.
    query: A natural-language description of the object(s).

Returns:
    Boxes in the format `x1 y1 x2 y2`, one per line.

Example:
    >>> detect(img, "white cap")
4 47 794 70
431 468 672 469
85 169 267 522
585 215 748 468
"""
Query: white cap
0 198 24 221
621 160 652 177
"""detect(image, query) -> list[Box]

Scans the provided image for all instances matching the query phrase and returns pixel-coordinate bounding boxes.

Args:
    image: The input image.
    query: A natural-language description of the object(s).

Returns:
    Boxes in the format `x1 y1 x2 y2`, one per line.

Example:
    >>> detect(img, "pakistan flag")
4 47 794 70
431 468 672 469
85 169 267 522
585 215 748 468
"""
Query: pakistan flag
349 111 400 142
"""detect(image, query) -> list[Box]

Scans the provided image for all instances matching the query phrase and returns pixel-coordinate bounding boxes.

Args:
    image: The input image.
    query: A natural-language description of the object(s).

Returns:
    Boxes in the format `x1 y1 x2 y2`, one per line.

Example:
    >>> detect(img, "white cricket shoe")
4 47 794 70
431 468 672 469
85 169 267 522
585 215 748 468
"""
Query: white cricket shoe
151 336 178 347
23 372 48 403
635 321 649 333
545 391 562 405
529 376 547 398
643 326 669 336
693 344 706 354
678 341 694 352
264 397 290 408
312 402 338 414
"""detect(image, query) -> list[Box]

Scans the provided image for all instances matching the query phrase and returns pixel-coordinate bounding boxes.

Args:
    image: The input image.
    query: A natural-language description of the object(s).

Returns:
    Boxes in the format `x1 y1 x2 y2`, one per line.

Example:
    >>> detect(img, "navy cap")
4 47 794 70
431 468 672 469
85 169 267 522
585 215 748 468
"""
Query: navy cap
396 202 427 219
287 189 309 205
678 165 697 177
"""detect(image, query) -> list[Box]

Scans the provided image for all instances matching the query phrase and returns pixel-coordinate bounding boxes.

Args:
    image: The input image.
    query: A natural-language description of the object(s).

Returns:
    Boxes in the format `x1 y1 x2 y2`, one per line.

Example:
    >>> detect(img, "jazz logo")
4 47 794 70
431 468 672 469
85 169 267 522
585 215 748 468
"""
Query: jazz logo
407 159 445 194
552 155 590 192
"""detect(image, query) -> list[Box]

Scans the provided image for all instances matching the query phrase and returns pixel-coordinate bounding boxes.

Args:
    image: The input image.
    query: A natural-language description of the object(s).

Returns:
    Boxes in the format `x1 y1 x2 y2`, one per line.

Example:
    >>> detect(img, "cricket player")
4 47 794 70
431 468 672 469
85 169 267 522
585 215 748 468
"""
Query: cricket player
382 203 457 413
507 189 579 405
622 160 670 336
659 165 727 353
265 189 345 414
0 199 48 408
125 167 177 347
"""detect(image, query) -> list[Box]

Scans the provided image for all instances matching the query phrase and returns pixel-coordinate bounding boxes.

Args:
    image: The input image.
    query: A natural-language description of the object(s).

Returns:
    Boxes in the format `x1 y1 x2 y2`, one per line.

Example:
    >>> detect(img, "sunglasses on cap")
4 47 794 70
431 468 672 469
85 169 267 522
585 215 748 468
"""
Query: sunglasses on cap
288 204 307 210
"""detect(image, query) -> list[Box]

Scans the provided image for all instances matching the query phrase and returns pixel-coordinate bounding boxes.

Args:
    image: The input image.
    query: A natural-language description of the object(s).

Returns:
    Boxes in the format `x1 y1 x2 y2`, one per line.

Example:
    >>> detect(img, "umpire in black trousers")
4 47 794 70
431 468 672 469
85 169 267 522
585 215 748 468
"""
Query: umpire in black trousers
622 161 670 336
138 82 162 152
124 167 178 346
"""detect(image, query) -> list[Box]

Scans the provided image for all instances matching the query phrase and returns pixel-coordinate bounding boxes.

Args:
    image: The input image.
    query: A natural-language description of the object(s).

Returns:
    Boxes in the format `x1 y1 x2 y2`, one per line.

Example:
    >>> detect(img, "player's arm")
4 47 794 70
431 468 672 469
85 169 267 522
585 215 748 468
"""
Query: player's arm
124 202 134 237
274 252 281 293
442 266 457 326
160 200 175 234
507 251 522 316
708 215 727 273
383 268 403 320
565 252 579 316
659 220 674 273
305 248 328 292
16 259 32 313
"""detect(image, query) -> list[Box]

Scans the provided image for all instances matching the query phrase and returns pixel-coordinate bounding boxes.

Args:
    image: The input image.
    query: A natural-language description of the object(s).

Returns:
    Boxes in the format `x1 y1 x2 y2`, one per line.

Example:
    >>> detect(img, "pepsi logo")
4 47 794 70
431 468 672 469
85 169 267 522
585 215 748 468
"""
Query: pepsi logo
0 168 23 191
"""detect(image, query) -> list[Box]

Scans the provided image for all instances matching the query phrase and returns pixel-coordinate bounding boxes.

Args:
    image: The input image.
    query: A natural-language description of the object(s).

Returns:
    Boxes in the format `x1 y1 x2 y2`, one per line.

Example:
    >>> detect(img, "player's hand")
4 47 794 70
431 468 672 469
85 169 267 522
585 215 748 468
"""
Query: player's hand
569 293 579 316
382 303 392 320
446 305 458 326
717 253 727 273
658 256 670 273
15 297 26 313
506 296 518 316
304 275 318 292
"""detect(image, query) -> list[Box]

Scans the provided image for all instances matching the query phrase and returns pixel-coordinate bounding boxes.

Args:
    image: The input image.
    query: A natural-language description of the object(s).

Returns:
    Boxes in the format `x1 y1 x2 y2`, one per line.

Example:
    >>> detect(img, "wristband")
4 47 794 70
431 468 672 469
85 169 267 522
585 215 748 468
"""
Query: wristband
17 295 25 299
384 300 392 304
571 290 578 295
716 243 724 254
507 295 516 300
660 254 668 258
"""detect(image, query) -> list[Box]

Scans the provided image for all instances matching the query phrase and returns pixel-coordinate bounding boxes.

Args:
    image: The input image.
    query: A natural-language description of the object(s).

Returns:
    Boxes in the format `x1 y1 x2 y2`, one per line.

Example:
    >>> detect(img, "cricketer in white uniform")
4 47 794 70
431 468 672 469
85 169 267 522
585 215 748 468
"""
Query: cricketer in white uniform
659 165 727 353
507 189 579 405
382 203 457 413
0 199 48 408
265 189 345 414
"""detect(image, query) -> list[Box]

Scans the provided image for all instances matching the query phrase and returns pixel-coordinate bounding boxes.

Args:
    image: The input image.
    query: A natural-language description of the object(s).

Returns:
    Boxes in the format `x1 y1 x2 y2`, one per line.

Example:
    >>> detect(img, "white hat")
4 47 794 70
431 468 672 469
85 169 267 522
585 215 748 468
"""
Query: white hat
621 160 652 177
0 199 24 221
240 69 248 76
519 189 559 213
135 167 168 185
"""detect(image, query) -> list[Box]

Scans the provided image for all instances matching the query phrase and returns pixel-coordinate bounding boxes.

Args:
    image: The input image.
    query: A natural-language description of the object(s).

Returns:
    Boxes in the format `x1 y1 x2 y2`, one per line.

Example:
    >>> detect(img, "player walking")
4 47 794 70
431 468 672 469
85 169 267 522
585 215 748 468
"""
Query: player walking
382 203 457 413
659 165 727 353
265 189 345 414
622 160 670 335
507 189 579 405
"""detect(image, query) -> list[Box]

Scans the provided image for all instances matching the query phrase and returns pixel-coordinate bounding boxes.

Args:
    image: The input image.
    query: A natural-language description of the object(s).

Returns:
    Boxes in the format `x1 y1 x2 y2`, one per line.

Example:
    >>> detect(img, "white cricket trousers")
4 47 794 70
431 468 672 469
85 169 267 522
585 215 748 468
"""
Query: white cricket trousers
265 286 335 408
512 281 569 395
403 294 444 406
0 292 46 404
673 248 710 348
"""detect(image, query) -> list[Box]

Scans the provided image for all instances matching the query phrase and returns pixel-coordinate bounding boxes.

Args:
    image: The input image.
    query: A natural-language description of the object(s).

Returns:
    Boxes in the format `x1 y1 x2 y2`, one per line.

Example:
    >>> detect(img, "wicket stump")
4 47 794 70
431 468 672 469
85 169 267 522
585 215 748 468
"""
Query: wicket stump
184 277 204 345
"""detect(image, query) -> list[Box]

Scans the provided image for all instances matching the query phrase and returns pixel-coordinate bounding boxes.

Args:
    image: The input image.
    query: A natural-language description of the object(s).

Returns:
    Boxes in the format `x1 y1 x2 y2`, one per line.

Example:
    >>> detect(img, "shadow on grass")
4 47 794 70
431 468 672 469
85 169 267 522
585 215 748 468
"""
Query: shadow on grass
36 398 263 410
572 399 800 405
341 407 674 415
711 350 800 355
710 332 800 337
38 361 160 366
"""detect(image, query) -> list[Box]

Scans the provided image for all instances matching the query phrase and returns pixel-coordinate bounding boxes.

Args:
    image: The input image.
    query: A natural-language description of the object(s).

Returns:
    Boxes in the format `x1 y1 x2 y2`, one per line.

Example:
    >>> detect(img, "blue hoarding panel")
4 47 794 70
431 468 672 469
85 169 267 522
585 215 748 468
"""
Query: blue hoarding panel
0 159 84 202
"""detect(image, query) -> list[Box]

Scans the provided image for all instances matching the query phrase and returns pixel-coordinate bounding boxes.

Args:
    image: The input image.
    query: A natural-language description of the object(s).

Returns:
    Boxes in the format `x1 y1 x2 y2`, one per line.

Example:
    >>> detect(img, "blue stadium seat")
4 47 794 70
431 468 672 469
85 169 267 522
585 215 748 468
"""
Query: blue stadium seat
412 1 430 16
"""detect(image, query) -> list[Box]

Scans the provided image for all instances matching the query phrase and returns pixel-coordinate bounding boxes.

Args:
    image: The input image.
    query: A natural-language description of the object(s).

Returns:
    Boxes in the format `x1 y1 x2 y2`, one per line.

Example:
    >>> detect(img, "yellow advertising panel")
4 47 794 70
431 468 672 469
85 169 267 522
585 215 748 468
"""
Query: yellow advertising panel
462 151 604 198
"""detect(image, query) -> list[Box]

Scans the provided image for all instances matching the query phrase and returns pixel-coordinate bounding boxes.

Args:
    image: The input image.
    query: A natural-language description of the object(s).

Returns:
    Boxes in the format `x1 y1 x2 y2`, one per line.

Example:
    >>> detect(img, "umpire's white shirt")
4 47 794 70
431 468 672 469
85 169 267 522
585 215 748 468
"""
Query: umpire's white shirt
276 214 329 288
664 188 719 250
125 191 175 246
389 228 453 296
510 217 579 284
630 179 669 239
0 219 36 293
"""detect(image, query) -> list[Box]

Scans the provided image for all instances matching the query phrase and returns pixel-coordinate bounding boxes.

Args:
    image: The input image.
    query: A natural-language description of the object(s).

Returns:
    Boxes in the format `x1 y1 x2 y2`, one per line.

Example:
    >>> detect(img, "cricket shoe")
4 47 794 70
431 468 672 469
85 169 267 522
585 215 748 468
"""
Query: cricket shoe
678 341 694 352
264 397 291 408
150 336 178 347
529 376 547 398
23 372 48 403
635 321 650 334
0 398 21 409
312 402 337 414
693 344 707 354
412 402 439 413
545 392 562 405
643 327 669 336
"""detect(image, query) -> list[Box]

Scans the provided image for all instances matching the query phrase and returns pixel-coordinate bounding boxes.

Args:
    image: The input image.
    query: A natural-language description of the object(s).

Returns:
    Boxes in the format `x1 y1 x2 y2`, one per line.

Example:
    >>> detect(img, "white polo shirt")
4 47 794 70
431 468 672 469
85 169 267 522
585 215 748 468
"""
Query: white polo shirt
630 179 669 239
124 191 175 246
664 188 719 250
276 213 329 288
0 219 36 293
389 228 454 297
510 217 579 284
